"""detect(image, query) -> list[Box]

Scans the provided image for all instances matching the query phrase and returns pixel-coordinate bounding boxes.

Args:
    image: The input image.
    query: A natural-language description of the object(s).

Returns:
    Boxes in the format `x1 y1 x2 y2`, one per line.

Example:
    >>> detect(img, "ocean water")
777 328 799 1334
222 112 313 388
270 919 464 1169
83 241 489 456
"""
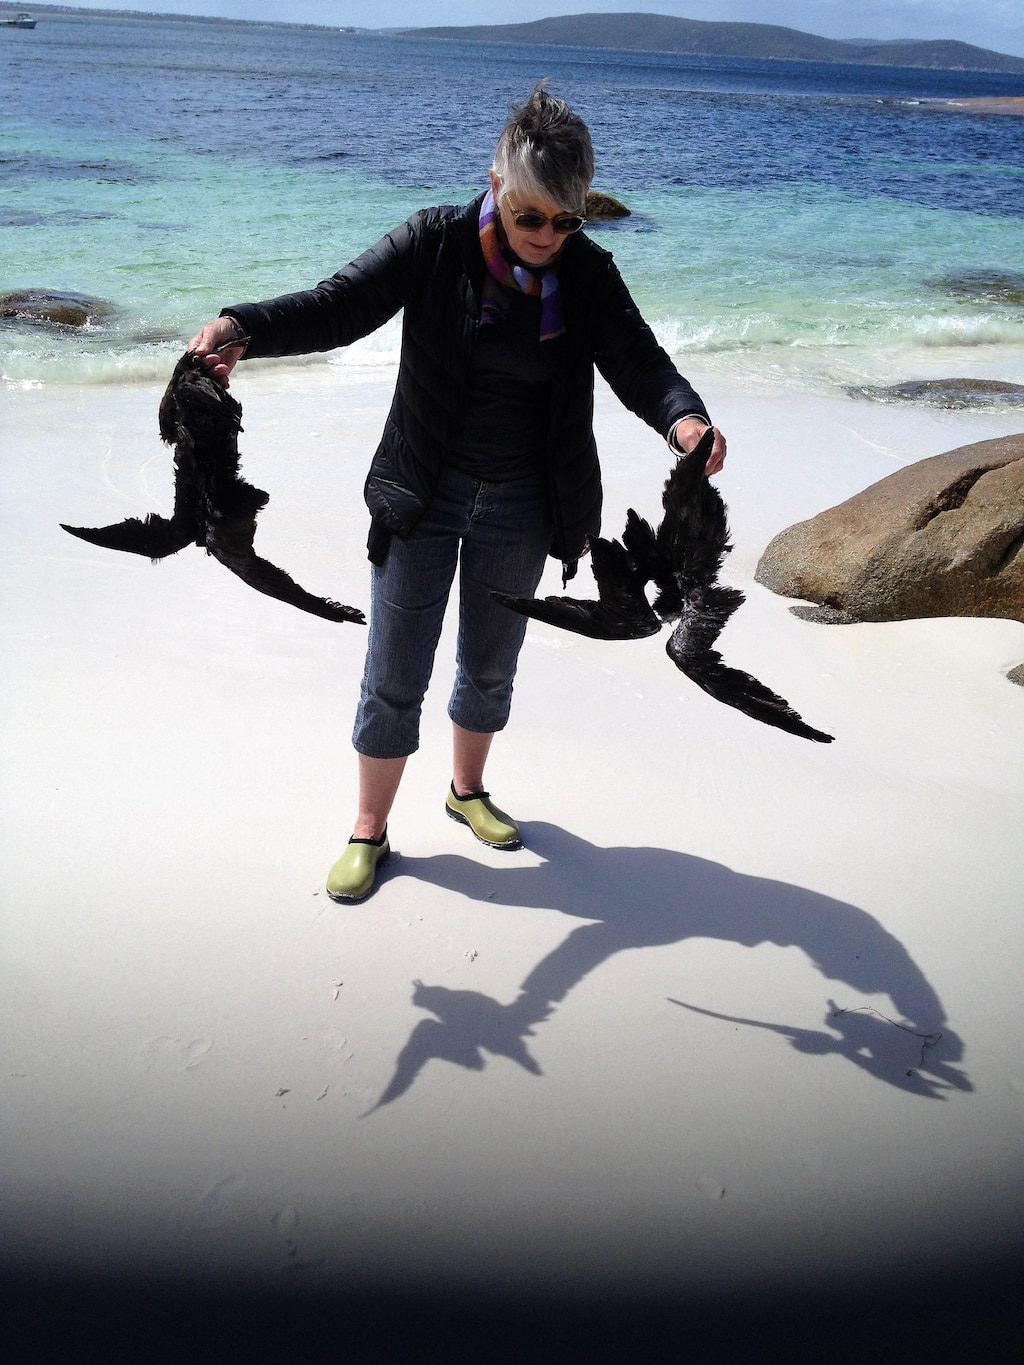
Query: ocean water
3 12 1024 396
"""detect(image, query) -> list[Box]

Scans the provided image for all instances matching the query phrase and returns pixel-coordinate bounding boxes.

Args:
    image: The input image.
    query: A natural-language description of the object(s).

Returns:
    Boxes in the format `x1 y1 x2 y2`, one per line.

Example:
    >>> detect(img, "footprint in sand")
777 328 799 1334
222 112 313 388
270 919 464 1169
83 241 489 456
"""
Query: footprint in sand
142 1036 213 1072
273 1206 324 1273
697 1175 727 1202
273 1206 299 1261
273 1207 299 1238
200 1175 246 1226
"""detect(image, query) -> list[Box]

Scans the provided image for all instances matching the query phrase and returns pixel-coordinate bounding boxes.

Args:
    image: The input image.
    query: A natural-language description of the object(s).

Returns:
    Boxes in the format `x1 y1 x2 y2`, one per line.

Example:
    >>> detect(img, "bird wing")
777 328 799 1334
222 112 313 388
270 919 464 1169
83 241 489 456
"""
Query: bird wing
493 535 661 640
666 610 834 744
60 513 194 561
209 531 365 624
652 430 731 619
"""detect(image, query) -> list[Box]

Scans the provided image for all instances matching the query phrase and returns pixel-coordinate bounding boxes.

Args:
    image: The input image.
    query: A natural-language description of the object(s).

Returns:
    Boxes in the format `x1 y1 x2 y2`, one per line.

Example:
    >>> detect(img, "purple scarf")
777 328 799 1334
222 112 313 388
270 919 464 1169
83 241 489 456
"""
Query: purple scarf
478 187 565 342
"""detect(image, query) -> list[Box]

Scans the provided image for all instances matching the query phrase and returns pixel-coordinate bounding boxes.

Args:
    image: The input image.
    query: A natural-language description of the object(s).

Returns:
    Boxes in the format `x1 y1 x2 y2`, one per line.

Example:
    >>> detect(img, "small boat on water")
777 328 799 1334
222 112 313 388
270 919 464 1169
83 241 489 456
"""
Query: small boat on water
2 12 37 27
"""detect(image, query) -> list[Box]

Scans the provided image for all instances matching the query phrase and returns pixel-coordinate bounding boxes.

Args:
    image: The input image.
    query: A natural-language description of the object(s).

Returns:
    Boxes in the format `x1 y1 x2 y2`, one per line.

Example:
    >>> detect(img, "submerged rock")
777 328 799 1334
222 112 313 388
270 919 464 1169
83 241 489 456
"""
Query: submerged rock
755 433 1024 626
0 288 117 329
927 270 1024 307
585 191 631 220
845 378 1024 409
0 210 47 228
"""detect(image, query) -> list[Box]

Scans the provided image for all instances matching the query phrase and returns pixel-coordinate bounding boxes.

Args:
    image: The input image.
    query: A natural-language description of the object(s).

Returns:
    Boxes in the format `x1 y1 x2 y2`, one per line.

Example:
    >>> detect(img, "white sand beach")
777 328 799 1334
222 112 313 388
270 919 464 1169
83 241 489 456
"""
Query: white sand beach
3 366 1023 1347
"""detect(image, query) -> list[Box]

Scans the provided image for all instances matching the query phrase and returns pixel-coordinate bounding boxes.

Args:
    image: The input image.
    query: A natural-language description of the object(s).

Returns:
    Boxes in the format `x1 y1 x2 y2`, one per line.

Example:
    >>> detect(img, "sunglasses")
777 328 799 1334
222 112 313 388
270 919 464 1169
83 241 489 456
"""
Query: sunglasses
504 202 587 235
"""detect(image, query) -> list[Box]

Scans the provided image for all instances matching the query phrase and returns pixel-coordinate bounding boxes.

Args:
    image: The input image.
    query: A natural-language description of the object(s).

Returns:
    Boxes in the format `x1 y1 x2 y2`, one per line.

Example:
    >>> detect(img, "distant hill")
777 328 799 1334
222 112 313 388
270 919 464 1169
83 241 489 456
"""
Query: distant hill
400 12 1024 74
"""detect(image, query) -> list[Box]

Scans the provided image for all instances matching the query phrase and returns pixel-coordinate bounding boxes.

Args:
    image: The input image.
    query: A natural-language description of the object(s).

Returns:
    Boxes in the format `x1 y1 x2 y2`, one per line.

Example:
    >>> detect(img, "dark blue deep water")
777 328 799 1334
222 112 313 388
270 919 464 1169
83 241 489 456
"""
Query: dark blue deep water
3 14 1023 389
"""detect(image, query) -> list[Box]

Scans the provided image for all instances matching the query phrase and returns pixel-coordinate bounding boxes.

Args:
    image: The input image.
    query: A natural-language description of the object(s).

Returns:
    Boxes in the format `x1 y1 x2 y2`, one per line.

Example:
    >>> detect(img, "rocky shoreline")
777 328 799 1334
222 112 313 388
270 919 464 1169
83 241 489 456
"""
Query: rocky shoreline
755 433 1024 683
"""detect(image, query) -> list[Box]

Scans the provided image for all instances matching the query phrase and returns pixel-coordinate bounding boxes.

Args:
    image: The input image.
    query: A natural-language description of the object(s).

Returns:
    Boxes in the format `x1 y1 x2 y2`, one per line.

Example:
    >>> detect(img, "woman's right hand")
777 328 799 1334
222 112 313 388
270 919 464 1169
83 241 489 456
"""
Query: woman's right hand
188 316 247 388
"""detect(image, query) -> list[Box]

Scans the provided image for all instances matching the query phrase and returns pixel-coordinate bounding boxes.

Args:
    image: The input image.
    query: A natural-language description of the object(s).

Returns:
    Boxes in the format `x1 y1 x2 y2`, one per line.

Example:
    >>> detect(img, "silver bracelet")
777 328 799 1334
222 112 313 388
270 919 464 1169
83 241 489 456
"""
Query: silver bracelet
221 315 249 353
668 415 712 454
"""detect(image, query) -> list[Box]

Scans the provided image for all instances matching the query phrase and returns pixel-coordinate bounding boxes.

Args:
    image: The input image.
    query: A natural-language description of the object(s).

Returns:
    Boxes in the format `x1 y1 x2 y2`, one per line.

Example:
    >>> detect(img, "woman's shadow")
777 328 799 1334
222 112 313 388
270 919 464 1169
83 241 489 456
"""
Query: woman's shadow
365 822 971 1113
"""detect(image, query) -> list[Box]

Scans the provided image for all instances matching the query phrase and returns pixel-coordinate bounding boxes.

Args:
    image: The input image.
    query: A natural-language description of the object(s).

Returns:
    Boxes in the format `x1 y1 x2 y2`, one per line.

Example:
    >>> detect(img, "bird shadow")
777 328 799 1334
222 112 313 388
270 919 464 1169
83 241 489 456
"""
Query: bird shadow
363 822 972 1113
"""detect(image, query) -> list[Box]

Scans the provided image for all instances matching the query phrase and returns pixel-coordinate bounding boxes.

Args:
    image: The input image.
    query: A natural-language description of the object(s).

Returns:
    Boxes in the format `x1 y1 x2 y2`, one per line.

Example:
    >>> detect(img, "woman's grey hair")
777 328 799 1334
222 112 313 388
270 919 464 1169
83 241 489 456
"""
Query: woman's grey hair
492 83 595 214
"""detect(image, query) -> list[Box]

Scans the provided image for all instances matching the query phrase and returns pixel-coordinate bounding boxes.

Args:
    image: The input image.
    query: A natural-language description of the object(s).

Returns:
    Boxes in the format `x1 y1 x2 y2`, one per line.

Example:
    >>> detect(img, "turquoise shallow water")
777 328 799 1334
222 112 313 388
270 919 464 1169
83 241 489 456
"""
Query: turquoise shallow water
3 14 1024 393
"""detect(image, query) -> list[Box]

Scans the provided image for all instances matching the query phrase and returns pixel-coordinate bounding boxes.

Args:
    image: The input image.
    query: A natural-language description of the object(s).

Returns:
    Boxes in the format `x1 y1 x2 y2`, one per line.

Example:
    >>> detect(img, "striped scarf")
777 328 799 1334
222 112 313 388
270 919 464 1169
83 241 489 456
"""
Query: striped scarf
478 187 566 342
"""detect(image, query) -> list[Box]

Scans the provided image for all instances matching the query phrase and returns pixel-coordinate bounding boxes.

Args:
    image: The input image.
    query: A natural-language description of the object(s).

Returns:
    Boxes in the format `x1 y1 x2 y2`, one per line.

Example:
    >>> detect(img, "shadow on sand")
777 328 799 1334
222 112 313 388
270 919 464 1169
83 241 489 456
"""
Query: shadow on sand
365 821 971 1113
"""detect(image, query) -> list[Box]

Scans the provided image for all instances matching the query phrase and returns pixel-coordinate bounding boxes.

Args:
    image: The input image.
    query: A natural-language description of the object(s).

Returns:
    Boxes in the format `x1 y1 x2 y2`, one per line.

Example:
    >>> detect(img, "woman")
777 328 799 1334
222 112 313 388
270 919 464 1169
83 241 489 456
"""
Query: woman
190 85 726 902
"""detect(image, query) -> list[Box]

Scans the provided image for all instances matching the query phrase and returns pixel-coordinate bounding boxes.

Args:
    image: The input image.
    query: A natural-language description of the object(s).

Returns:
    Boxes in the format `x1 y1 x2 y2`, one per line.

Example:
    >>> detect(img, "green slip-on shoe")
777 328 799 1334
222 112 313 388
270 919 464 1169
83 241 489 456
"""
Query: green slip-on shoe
445 783 521 849
326 830 390 903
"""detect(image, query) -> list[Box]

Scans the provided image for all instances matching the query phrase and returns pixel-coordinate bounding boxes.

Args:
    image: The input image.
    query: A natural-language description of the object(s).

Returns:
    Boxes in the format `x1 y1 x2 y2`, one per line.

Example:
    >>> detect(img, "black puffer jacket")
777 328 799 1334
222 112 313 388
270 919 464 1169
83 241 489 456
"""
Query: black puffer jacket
225 193 709 570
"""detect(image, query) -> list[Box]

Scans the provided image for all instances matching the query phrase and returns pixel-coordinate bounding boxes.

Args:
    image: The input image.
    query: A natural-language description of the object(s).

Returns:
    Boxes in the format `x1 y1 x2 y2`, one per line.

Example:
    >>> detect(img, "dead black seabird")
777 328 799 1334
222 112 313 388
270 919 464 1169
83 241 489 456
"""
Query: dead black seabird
494 429 833 743
61 350 364 625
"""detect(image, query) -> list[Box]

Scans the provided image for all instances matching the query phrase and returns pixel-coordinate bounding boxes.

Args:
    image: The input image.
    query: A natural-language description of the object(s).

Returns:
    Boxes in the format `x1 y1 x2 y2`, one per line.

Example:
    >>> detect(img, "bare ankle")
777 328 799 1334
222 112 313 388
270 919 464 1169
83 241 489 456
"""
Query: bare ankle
352 819 386 842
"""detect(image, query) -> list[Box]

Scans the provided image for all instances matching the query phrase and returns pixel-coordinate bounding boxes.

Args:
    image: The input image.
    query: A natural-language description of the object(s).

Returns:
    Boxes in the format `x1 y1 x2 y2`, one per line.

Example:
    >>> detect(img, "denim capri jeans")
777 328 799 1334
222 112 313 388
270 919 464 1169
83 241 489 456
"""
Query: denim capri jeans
352 463 553 759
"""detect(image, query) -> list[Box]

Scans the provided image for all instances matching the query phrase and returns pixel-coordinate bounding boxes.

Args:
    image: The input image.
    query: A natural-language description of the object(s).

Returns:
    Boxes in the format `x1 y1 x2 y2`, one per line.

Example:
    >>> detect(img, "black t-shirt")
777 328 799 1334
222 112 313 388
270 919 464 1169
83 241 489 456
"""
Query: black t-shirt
449 291 559 482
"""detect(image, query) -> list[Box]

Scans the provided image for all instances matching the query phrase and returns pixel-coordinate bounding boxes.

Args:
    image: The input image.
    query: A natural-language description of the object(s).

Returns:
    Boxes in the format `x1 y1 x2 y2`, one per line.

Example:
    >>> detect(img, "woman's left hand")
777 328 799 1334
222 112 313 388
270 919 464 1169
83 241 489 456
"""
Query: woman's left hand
672 417 727 476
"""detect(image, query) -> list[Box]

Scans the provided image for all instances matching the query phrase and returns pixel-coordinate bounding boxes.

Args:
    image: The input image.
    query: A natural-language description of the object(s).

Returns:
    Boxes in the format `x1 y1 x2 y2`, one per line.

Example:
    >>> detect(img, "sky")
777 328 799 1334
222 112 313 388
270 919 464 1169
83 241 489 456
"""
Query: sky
40 3 1024 59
